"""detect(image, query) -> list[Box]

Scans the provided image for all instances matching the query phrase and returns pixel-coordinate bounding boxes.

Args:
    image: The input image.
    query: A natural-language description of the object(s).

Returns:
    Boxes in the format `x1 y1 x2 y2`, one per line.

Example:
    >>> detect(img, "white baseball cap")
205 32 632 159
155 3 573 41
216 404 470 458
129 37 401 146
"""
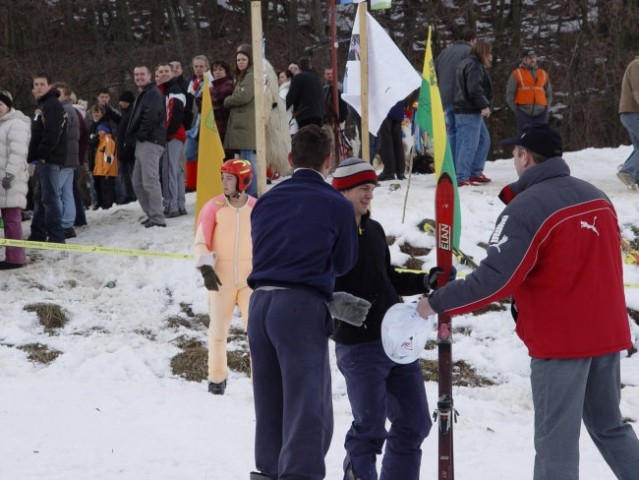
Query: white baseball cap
381 303 434 364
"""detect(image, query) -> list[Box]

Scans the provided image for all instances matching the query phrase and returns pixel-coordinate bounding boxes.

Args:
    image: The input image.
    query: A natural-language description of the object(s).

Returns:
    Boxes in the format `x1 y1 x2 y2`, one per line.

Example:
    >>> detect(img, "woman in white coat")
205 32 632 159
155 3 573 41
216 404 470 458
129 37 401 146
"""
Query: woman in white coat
0 90 31 269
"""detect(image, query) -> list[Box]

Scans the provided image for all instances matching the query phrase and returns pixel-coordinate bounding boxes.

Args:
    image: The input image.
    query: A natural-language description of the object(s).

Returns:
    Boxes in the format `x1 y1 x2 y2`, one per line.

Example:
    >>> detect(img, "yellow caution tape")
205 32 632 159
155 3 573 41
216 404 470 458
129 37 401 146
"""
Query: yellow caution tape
0 238 193 260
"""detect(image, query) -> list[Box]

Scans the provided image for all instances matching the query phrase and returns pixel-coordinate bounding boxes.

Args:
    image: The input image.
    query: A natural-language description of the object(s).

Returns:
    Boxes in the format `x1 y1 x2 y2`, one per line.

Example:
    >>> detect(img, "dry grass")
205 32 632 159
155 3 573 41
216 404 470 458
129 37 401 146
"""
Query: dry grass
419 358 495 387
399 242 432 258
228 349 251 376
23 303 68 334
170 337 207 382
18 343 62 364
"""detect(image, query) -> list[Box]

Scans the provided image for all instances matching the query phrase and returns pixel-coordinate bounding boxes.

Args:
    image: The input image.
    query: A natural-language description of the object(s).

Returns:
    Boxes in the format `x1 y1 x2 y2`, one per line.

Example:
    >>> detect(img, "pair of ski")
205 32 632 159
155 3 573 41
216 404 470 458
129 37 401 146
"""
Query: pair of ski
434 172 458 479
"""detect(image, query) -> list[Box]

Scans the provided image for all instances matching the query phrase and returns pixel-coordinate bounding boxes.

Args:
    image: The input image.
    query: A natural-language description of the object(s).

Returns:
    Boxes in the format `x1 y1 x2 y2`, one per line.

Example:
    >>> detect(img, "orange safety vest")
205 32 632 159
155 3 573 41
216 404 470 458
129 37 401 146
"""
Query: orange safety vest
513 67 548 106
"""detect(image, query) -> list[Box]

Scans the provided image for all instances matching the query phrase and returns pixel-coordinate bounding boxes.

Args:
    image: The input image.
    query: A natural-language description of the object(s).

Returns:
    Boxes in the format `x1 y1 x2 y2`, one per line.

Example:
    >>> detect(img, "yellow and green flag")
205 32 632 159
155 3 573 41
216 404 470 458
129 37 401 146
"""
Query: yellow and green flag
194 75 224 221
416 26 461 248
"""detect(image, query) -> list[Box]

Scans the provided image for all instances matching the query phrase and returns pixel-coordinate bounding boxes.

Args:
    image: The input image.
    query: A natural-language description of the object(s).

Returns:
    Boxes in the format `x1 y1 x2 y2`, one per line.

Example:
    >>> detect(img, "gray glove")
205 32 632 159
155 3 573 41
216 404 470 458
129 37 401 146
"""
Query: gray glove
328 292 372 327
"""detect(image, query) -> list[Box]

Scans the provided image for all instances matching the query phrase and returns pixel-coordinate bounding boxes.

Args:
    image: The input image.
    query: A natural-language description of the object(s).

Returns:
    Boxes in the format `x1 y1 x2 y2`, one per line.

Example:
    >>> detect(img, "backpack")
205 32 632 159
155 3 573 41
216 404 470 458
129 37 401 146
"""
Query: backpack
182 91 197 130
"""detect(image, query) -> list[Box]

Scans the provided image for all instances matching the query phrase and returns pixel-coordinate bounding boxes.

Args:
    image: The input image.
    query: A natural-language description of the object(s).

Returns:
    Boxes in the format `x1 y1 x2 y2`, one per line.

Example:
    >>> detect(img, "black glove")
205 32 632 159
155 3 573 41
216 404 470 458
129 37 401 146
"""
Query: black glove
199 265 222 291
328 292 372 327
425 266 457 290
2 173 14 189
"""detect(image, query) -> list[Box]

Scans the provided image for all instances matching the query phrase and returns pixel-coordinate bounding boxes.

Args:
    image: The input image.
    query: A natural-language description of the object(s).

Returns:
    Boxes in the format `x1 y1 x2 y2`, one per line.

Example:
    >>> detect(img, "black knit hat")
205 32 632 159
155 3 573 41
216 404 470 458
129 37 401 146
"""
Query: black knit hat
118 90 135 104
0 90 13 109
522 48 536 58
501 124 563 159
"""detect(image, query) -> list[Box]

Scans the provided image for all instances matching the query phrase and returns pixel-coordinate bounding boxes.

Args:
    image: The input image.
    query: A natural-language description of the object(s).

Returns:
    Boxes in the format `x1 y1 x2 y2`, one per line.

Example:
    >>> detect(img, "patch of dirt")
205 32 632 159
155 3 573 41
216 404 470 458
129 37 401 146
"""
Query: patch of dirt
471 302 508 315
170 337 207 382
386 235 396 246
169 334 251 382
399 242 432 258
24 303 68 334
419 358 495 387
404 257 425 271
18 343 62 364
228 349 251 376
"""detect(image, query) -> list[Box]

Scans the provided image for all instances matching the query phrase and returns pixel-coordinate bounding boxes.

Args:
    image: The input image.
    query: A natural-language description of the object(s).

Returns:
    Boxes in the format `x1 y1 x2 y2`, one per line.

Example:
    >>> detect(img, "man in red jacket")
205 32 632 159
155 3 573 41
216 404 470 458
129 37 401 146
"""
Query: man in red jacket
417 124 639 480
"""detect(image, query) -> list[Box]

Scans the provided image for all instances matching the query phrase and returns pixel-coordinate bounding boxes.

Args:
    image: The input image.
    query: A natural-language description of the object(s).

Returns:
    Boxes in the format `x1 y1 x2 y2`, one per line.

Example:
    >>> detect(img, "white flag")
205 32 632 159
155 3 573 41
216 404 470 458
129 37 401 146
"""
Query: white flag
342 9 421 135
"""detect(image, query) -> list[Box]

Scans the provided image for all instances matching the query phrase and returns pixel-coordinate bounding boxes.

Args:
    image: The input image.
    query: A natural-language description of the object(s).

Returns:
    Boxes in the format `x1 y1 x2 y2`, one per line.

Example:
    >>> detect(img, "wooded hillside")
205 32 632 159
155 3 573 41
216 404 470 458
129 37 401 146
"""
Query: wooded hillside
2 0 638 154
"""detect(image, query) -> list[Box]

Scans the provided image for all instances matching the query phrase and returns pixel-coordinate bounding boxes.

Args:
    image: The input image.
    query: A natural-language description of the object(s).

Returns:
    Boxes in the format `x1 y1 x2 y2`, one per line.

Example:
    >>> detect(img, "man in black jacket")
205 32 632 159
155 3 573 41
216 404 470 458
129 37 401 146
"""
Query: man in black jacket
331 158 434 480
286 58 325 129
28 73 68 243
124 65 167 228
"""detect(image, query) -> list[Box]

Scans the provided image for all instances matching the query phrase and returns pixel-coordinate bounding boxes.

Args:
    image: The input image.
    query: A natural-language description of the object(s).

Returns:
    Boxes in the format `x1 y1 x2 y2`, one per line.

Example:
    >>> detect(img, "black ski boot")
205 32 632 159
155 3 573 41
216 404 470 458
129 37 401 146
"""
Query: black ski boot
249 472 271 479
208 379 227 395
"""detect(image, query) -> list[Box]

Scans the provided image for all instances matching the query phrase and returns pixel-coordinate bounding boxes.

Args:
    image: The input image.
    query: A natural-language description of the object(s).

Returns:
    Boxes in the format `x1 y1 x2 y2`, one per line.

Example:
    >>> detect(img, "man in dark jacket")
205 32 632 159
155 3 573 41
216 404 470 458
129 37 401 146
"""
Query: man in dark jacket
247 125 362 480
124 65 166 228
435 28 476 162
331 158 433 480
54 82 80 239
417 125 639 480
28 73 68 243
286 58 325 129
115 90 136 204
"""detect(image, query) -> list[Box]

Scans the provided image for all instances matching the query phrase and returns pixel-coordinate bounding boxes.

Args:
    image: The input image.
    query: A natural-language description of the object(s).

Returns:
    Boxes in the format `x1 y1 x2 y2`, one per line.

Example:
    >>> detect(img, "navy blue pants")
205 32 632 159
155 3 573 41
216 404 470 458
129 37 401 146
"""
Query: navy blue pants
336 340 431 480
248 288 334 480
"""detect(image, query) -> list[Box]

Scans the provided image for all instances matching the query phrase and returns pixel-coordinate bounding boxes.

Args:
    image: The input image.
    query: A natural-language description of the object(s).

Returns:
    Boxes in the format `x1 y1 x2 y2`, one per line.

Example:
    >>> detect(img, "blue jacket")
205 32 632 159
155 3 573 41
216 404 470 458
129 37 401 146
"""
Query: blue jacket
248 169 358 301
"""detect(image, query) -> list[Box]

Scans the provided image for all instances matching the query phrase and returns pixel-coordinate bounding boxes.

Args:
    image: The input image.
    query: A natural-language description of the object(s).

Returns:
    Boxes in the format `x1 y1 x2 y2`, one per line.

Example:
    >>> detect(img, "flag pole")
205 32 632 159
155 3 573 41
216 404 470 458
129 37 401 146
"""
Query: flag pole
358 1 370 163
251 1 267 196
330 0 341 167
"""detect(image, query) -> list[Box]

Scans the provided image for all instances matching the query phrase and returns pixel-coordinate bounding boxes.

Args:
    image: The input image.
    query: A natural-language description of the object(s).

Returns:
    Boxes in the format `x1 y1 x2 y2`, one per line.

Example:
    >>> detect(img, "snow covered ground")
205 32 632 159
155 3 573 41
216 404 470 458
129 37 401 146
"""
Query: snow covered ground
1 146 638 480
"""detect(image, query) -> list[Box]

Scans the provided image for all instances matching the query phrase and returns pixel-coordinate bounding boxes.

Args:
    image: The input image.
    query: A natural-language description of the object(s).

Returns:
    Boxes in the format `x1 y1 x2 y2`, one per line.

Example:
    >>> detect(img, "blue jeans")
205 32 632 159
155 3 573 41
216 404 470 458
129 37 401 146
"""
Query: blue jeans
443 104 457 161
619 113 639 182
58 167 76 229
30 162 65 243
531 353 639 480
336 340 431 480
454 113 490 182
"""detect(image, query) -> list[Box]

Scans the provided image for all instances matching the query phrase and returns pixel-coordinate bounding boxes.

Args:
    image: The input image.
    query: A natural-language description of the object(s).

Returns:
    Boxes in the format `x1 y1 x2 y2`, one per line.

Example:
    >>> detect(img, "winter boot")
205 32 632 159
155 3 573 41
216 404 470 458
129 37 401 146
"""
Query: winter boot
249 472 271 479
208 379 227 395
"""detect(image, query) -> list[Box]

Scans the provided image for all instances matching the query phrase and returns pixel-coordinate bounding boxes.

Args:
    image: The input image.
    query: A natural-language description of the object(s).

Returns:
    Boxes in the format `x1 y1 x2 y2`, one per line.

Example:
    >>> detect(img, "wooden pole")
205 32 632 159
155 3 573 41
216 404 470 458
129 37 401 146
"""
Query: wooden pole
330 0 341 168
251 1 267 196
358 2 369 163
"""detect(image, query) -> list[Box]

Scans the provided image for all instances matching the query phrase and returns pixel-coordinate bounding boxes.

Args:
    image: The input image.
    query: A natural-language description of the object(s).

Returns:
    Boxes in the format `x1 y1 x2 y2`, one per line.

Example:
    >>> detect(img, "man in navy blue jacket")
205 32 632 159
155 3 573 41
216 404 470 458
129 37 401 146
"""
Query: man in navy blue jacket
248 125 360 480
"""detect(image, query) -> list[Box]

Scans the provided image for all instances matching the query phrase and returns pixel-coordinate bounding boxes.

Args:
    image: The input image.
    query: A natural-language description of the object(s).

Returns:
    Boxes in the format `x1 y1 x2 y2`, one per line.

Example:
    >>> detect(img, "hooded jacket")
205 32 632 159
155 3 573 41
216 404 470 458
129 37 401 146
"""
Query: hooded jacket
0 109 31 209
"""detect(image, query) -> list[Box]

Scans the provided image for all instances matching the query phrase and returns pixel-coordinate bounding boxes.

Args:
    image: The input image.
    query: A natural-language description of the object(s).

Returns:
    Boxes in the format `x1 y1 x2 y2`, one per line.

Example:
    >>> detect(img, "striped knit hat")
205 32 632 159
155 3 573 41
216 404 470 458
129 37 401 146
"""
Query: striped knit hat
332 158 378 191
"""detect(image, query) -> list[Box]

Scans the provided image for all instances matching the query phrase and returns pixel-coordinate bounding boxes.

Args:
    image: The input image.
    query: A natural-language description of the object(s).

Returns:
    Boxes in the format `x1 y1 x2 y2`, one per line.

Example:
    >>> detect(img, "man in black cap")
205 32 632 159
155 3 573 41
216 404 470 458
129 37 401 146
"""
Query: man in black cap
416 124 639 480
506 49 553 135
